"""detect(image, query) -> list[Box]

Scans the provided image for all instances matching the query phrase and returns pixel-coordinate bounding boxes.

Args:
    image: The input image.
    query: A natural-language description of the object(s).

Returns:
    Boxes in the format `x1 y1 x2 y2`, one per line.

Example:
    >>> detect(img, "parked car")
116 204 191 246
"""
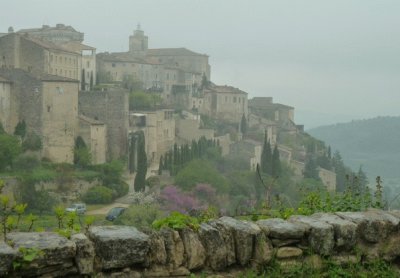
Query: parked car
106 207 126 221
65 203 86 215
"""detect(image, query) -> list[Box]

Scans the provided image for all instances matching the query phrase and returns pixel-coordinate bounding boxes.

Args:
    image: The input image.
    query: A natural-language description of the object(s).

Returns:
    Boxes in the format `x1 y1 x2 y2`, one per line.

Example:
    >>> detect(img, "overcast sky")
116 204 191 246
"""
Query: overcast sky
1 0 399 127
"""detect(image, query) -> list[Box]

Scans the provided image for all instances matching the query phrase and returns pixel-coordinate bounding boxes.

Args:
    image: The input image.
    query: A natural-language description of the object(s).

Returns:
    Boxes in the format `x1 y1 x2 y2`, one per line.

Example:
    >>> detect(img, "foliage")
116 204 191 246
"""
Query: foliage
13 154 40 171
240 114 248 135
21 132 42 152
175 159 228 193
152 211 200 231
74 136 91 168
12 247 44 270
82 185 113 204
260 132 272 175
134 131 147 192
115 204 163 230
14 121 26 139
0 133 22 171
159 185 199 214
303 156 320 180
129 91 161 110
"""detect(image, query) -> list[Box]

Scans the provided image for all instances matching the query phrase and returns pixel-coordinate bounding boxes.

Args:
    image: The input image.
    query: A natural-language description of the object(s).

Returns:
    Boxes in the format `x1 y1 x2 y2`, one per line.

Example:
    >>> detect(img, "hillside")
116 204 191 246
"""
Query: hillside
308 116 400 182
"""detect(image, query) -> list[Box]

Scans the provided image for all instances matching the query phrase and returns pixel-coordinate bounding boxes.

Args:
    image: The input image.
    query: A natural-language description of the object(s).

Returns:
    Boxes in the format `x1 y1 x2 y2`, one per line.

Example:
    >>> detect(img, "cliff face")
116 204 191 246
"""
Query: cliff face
1 209 399 277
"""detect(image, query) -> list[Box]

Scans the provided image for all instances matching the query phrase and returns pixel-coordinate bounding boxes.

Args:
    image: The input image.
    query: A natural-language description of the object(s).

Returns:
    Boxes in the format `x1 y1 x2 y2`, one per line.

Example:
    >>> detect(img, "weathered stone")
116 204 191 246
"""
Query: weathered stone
252 227 274 267
169 266 190 276
179 228 206 270
381 234 400 261
257 218 306 239
160 228 184 269
7 232 76 269
71 233 95 275
0 242 18 276
198 223 229 270
276 247 303 259
336 210 399 243
289 215 334 255
271 238 300 247
143 265 170 277
331 254 360 266
88 226 149 270
312 213 357 250
213 217 260 266
144 231 167 266
97 270 141 278
209 220 236 267
278 259 302 270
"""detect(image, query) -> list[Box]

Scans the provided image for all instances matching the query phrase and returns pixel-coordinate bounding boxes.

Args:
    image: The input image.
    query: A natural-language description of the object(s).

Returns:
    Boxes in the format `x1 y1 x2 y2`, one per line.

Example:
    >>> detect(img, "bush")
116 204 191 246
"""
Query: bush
13 154 40 171
82 186 113 204
114 204 163 230
22 132 42 151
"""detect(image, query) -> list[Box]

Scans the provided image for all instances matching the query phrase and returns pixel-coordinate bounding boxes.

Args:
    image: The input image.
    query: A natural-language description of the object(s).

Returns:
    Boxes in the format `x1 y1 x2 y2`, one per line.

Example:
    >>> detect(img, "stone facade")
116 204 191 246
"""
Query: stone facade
318 167 337 192
0 69 79 163
17 24 84 43
249 96 294 123
175 114 214 144
129 109 175 164
79 90 129 161
0 76 16 133
78 115 107 164
229 139 262 171
1 209 400 277
199 85 248 123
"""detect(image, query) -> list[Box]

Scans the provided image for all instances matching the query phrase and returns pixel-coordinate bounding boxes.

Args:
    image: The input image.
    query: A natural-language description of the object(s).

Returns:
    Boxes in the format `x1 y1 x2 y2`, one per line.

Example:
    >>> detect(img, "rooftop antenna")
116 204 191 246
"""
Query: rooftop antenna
137 23 141 30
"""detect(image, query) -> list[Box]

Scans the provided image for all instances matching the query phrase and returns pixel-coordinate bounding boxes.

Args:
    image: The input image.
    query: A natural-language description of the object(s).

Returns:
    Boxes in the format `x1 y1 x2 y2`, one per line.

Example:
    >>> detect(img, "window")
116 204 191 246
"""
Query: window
112 63 116 67
233 97 237 103
87 61 90 68
50 55 53 62
225 96 228 102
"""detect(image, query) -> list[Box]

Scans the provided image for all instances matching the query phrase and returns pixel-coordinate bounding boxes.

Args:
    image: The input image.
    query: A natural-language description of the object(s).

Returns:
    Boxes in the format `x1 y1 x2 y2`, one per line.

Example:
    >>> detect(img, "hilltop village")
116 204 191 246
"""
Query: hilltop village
0 24 337 195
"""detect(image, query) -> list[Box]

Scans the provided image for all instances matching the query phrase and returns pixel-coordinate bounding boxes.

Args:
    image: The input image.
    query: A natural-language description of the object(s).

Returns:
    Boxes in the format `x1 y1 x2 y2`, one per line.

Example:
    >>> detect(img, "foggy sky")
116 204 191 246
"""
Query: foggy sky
1 0 399 127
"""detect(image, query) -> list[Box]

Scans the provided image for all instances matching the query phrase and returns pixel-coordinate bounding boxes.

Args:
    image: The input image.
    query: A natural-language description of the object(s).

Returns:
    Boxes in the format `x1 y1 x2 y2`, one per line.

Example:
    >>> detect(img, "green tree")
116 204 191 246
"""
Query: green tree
134 131 147 192
303 156 320 180
73 136 91 168
260 132 272 175
22 132 42 151
272 145 281 177
0 133 21 171
14 120 26 139
89 72 94 90
81 69 86 91
240 114 248 135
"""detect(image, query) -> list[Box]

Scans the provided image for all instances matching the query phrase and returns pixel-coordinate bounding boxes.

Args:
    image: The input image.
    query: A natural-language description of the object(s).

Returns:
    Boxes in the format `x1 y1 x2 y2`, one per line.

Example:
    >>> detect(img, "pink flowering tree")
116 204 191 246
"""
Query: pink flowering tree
159 185 200 214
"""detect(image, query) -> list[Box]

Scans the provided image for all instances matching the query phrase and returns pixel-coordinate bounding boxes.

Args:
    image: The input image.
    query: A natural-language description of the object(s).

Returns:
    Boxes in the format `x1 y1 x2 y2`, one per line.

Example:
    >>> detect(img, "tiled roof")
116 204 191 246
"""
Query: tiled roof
205 85 247 95
40 74 79 83
97 52 160 65
18 34 78 54
61 41 96 53
147 48 207 57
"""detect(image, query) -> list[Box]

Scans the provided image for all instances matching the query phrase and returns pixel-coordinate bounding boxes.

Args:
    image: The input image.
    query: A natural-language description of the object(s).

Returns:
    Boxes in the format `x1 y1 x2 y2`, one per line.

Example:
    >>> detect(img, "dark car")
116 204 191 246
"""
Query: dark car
106 207 126 221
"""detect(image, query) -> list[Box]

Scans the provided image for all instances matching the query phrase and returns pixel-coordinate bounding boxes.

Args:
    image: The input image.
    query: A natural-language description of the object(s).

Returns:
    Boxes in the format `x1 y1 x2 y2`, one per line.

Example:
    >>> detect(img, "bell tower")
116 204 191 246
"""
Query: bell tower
129 24 148 56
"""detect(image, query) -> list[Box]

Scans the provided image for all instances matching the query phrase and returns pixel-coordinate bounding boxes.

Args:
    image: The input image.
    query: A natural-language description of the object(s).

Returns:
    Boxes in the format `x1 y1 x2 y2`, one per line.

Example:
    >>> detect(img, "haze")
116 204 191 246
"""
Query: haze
1 0 399 128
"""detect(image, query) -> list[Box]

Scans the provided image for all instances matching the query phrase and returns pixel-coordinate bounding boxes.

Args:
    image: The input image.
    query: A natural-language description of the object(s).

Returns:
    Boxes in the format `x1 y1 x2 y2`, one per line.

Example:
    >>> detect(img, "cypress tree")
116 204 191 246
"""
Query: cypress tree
134 131 147 191
158 155 164 175
81 69 86 91
163 153 168 171
89 72 94 90
240 114 248 135
272 144 281 177
14 120 26 139
260 131 272 175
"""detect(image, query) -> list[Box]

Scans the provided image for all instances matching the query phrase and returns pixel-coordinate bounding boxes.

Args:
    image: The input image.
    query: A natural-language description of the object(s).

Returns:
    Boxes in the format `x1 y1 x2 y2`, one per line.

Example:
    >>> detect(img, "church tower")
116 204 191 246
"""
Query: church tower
129 24 148 56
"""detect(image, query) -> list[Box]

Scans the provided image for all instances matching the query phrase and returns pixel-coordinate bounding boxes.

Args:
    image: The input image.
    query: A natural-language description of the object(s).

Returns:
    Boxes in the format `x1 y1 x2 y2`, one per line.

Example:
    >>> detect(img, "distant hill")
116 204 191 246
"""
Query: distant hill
308 116 400 182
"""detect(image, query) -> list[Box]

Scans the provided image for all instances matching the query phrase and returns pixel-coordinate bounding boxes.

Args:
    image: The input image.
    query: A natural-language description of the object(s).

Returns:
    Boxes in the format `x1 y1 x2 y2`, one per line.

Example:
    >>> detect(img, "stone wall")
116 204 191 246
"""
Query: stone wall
2 209 400 277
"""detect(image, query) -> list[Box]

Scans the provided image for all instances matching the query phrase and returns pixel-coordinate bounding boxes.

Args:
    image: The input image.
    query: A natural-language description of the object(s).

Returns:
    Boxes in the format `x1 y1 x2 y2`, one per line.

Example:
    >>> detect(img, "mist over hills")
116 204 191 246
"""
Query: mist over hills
308 116 400 183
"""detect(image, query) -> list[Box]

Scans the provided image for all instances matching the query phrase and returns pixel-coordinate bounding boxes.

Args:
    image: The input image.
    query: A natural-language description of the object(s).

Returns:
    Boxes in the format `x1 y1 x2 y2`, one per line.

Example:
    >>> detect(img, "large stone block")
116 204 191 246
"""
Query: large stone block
212 217 260 266
179 228 206 270
256 218 306 239
198 223 229 271
89 226 149 270
312 213 357 250
336 210 399 243
160 228 184 269
71 233 95 275
144 231 167 266
0 242 18 276
289 216 334 255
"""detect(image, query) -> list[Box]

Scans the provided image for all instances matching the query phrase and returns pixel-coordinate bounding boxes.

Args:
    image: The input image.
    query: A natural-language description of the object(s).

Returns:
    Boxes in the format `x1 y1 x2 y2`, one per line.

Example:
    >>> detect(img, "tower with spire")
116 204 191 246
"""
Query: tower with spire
129 23 148 56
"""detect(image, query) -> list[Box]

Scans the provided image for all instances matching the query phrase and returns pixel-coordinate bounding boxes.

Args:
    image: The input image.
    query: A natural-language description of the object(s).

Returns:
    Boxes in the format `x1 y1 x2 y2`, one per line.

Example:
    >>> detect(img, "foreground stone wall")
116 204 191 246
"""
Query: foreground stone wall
1 209 400 277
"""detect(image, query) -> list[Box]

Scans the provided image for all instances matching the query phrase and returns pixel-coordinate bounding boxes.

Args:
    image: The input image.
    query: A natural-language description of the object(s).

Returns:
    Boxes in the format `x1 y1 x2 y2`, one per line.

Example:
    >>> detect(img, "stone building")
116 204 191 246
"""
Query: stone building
0 33 81 80
175 113 215 144
198 85 248 123
78 90 129 161
78 115 107 164
0 69 79 163
229 139 262 171
129 109 175 164
17 24 84 43
249 97 294 123
96 26 209 106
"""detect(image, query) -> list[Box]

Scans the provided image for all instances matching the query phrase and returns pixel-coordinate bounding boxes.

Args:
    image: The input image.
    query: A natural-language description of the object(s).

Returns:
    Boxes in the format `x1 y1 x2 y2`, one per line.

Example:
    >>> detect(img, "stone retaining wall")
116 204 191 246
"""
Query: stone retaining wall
1 209 400 277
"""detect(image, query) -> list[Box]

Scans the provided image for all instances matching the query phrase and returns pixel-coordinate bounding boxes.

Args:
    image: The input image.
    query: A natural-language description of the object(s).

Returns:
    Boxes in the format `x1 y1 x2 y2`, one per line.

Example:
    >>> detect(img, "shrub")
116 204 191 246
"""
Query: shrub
82 186 113 204
13 154 40 171
152 211 200 231
159 185 199 214
114 204 163 229
22 133 42 151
